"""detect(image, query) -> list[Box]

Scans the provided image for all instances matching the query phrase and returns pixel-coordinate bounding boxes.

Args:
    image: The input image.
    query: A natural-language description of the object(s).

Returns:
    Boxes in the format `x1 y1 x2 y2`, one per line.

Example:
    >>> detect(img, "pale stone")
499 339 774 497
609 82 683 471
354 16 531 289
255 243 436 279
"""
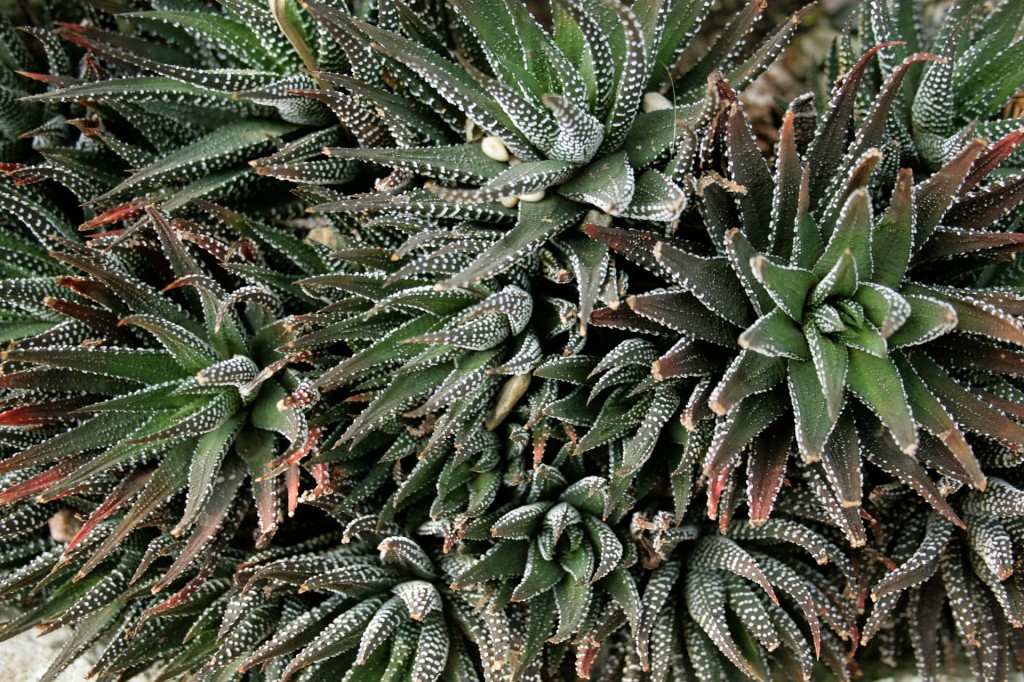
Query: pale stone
47 509 80 543
481 136 510 162
642 92 673 112
306 226 338 249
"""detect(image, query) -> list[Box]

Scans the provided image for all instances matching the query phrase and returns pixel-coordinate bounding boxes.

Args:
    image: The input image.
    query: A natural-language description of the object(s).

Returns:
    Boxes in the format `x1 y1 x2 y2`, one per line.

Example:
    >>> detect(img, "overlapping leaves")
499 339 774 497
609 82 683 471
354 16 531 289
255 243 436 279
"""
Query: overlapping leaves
592 46 1024 547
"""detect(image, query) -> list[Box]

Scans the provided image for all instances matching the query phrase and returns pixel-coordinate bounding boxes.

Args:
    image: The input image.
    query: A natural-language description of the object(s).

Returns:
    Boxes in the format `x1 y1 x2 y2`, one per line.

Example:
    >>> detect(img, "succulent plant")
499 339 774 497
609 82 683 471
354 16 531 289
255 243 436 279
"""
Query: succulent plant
0 1 823 675
0 491 496 682
591 47 1024 545
0 184 78 344
845 0 1024 174
232 523 500 682
3 0 1024 679
858 475 1024 682
0 200 338 572
625 505 856 682
297 0 812 322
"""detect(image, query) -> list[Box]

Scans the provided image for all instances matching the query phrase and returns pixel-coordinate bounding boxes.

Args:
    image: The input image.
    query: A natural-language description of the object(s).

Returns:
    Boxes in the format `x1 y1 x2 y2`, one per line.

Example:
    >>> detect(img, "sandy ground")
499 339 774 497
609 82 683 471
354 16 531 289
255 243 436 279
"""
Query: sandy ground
0 626 96 682
0 625 160 682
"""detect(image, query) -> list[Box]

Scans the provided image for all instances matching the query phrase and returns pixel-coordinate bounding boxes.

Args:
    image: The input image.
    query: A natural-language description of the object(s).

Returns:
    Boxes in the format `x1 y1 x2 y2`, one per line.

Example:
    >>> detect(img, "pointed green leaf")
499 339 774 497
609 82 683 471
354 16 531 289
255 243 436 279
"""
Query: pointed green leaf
655 241 755 327
739 309 810 360
814 188 873 280
750 255 816 322
438 196 583 290
846 350 917 454
1 347 188 385
887 294 957 348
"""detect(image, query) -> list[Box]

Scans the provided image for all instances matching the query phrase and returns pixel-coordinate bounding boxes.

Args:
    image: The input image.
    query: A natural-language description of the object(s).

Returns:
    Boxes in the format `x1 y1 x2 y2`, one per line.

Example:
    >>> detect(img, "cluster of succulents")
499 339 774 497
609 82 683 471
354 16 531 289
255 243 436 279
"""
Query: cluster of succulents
1 0 1024 679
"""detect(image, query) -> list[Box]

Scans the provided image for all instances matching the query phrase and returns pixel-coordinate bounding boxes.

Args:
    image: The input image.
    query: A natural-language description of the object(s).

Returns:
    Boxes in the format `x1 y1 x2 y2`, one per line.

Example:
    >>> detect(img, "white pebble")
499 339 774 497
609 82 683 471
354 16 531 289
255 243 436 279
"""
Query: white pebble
519 190 546 203
481 136 511 162
48 509 81 543
642 92 673 112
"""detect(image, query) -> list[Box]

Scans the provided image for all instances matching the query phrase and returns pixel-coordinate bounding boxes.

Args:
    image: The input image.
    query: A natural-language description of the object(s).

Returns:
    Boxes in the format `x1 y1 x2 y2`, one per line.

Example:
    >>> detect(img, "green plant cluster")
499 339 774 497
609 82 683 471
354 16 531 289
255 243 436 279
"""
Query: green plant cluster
0 0 1023 680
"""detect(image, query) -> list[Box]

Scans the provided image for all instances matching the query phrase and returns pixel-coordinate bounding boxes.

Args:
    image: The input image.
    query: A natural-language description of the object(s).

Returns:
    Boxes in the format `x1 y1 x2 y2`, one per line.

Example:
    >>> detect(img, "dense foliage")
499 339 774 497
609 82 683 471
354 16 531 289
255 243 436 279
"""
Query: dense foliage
1 0 1024 680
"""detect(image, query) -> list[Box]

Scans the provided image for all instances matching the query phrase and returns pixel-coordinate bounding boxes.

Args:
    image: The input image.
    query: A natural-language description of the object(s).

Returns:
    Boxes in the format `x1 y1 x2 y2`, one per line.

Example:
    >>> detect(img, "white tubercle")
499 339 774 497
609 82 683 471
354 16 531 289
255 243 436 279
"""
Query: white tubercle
519 190 546 203
499 195 520 208
481 136 511 162
642 92 673 112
